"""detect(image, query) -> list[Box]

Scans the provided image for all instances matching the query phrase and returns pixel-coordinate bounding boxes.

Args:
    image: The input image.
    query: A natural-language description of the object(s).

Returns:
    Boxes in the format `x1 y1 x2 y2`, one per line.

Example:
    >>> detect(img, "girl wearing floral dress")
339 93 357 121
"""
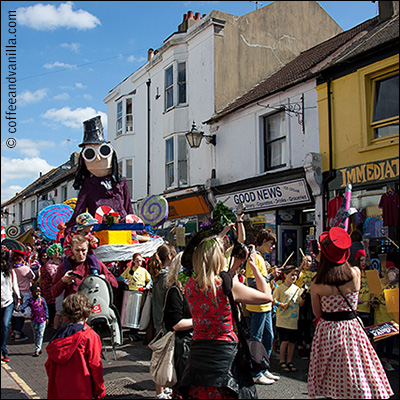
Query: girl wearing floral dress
308 227 393 399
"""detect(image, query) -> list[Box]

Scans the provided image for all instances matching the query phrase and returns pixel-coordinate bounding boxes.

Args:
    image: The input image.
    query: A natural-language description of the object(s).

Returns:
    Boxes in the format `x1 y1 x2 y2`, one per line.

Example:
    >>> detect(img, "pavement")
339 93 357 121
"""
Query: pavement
1 323 399 399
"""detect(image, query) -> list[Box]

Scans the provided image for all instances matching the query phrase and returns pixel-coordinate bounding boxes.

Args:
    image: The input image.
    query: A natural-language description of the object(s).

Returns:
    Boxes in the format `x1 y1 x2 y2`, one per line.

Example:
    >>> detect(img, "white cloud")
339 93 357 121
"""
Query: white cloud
20 118 35 124
1 185 24 203
61 42 81 53
16 2 101 31
1 156 55 185
127 55 146 63
83 94 93 101
43 61 77 69
75 82 86 89
7 139 57 158
41 106 107 130
18 88 48 106
53 92 70 100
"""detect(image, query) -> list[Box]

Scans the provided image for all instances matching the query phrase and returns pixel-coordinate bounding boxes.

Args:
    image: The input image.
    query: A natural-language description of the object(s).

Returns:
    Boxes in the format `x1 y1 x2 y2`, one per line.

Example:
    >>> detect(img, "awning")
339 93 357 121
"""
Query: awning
167 195 210 219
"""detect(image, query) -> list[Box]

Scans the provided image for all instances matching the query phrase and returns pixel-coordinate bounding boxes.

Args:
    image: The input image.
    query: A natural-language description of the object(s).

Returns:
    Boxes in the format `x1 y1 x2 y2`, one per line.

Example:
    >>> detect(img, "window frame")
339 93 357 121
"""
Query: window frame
177 62 187 106
165 137 175 188
262 111 287 172
370 72 398 140
118 158 134 199
164 61 188 112
165 65 174 111
126 98 134 133
359 56 399 151
116 101 123 137
62 185 68 202
30 199 36 218
116 97 134 137
165 135 188 189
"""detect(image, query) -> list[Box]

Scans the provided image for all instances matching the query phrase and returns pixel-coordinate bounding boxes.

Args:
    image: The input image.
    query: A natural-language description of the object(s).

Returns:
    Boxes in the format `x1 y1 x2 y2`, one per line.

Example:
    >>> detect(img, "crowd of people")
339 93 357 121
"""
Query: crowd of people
1 211 398 399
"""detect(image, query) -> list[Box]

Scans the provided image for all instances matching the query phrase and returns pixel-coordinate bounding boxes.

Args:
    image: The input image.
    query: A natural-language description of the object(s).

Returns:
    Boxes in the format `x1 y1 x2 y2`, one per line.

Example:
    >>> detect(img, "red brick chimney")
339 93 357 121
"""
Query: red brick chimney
178 10 202 32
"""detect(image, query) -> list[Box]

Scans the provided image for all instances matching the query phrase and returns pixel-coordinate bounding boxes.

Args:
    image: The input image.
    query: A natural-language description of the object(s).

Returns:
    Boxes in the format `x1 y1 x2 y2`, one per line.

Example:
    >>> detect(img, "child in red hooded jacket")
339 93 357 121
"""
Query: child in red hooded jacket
45 292 105 399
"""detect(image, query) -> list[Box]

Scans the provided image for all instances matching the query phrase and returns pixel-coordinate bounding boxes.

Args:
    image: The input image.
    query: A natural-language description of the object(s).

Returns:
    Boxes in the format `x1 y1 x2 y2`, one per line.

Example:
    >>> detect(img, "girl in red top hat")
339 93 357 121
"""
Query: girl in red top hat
307 227 393 399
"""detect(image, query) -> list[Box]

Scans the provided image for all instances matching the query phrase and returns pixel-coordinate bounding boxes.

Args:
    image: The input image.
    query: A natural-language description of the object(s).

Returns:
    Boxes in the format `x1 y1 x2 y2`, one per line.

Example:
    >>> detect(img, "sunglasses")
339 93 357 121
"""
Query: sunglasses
82 143 113 162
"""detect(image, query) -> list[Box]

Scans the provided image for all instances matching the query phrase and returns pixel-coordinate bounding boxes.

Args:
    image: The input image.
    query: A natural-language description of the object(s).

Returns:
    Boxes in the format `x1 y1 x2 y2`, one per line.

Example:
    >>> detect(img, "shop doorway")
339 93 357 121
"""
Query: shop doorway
277 225 302 266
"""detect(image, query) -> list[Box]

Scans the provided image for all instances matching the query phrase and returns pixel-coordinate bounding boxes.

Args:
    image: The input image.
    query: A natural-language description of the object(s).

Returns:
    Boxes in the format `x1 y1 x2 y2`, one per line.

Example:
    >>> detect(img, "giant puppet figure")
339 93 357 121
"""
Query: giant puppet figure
67 116 133 229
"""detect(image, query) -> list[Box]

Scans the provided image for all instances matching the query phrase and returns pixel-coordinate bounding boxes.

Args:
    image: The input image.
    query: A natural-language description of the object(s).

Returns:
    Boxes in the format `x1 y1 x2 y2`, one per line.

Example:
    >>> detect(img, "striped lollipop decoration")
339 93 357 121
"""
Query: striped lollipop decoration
139 195 169 228
1 238 28 254
94 205 114 223
38 204 73 241
63 197 77 210
5 224 21 239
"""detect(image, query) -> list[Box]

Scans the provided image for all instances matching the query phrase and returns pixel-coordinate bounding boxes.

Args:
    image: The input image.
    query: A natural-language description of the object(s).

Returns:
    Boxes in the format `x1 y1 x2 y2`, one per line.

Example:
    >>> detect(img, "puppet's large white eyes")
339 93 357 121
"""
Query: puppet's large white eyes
82 147 96 162
99 143 112 158
82 144 113 162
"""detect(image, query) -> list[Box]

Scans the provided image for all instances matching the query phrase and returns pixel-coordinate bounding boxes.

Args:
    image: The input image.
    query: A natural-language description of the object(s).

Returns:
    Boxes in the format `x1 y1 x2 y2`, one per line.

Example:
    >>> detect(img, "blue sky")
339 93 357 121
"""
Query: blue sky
1 1 379 203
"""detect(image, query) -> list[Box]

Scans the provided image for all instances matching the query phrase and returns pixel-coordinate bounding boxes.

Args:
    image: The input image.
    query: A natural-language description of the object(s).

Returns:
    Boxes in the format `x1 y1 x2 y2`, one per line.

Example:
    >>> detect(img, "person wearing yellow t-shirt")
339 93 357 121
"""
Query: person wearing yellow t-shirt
245 229 280 385
296 255 316 359
273 265 305 373
354 250 374 327
120 253 151 291
372 263 398 372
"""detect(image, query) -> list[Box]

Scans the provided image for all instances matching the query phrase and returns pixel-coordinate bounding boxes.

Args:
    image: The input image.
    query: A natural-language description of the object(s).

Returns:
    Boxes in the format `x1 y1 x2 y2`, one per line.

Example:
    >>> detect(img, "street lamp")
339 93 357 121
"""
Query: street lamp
185 121 216 148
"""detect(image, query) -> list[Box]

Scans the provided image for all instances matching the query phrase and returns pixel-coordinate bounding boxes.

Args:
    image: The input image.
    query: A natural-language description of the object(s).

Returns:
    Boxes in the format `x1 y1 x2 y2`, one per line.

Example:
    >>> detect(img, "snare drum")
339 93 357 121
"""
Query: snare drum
120 290 144 328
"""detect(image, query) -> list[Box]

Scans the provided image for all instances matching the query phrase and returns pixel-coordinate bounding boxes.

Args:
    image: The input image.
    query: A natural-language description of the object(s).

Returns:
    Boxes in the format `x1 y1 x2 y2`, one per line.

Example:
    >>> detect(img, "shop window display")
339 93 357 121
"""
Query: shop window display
328 182 399 269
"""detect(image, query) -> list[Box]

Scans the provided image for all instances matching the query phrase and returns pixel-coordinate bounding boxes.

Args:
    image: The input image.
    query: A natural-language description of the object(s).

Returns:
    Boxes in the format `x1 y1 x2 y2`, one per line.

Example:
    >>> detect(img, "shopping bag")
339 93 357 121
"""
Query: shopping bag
148 330 177 387
139 292 152 331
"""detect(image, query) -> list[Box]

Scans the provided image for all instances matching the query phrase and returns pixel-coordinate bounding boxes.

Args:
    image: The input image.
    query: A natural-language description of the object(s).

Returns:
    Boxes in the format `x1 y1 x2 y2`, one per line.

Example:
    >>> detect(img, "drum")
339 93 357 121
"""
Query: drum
120 290 143 328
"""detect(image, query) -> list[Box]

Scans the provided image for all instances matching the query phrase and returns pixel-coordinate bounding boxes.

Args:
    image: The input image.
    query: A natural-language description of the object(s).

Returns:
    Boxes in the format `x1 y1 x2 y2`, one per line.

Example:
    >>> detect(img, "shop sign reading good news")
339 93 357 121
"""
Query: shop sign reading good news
216 179 311 212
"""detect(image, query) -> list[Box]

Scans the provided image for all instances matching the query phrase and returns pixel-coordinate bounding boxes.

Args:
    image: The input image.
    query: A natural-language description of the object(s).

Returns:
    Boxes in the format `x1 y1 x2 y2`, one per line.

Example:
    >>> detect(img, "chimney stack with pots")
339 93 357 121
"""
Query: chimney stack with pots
178 10 203 32
148 48 154 61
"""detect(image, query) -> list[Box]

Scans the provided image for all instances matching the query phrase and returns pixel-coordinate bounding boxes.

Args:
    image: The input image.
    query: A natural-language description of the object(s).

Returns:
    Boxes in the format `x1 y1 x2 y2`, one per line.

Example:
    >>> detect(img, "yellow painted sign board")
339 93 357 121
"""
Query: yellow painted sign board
365 270 382 294
384 288 399 314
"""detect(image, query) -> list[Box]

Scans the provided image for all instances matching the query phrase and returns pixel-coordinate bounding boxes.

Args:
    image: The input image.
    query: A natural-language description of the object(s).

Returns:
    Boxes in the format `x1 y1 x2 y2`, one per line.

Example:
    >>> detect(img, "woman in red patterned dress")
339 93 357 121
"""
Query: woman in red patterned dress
179 235 272 399
308 227 393 399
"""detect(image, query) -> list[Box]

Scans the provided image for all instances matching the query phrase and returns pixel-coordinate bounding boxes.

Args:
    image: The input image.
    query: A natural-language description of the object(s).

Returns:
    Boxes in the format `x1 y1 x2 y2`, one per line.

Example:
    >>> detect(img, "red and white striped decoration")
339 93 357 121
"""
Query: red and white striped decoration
94 206 114 223
125 214 143 224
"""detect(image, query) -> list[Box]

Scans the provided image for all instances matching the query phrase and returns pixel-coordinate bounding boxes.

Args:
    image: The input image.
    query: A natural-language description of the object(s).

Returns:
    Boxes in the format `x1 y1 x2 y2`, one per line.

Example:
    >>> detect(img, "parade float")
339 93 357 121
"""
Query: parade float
35 116 169 345
34 116 167 263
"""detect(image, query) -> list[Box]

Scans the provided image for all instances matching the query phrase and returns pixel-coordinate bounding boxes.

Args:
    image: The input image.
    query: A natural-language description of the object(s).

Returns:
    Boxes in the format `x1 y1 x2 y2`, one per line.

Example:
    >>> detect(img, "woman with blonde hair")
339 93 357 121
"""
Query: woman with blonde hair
179 235 272 399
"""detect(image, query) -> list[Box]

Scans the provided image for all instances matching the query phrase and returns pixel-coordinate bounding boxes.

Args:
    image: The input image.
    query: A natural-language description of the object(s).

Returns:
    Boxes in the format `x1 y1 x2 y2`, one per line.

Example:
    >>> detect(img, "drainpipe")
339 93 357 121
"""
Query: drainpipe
322 77 335 229
146 79 151 196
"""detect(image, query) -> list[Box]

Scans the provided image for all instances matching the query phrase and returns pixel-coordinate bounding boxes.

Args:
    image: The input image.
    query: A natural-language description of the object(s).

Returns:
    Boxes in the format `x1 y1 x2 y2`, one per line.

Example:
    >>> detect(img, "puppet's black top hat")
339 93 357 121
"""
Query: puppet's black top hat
79 116 109 147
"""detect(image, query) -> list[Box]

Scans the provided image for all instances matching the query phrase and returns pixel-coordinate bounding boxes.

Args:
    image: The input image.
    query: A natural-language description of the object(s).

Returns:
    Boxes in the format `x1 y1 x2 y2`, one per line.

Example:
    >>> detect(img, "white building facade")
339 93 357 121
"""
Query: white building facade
104 4 342 242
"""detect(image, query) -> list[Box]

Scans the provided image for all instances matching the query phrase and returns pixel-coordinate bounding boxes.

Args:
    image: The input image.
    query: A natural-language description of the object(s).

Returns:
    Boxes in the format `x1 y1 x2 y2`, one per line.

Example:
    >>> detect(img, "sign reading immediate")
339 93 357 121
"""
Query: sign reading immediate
216 179 311 212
